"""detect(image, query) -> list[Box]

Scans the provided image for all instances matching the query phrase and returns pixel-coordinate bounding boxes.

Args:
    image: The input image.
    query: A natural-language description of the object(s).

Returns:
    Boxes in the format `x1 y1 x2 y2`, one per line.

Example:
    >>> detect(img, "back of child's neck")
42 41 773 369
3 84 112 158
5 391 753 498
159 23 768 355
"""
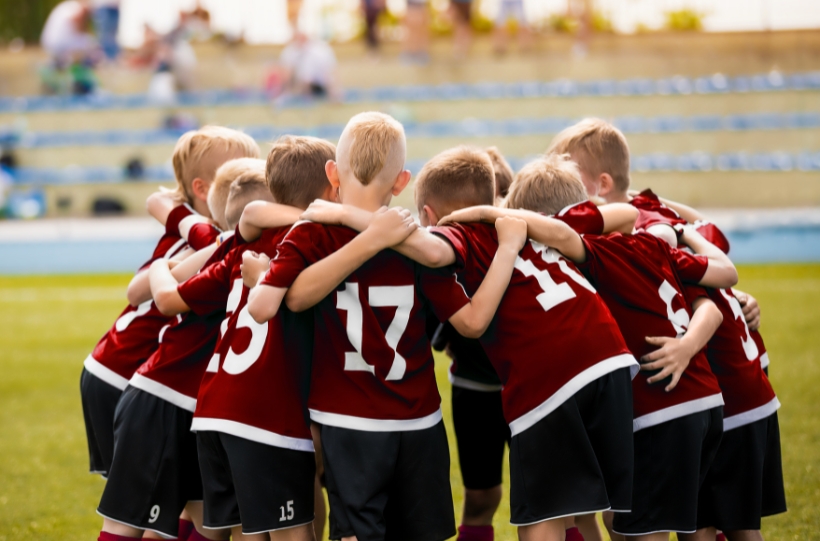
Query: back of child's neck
339 186 391 212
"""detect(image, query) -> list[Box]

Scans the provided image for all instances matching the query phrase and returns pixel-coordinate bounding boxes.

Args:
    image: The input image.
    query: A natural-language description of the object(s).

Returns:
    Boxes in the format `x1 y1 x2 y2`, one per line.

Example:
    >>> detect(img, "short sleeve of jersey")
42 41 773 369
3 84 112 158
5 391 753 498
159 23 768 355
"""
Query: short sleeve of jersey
178 254 233 316
683 284 709 306
695 221 731 255
429 225 470 268
166 204 194 238
554 201 605 235
419 266 471 323
262 223 318 289
577 234 611 282
669 247 709 284
188 222 220 251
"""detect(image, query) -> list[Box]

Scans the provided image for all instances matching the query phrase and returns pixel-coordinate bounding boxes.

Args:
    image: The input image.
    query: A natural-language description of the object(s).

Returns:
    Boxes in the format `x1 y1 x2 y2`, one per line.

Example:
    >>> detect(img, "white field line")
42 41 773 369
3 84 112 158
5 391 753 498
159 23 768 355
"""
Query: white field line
0 287 126 302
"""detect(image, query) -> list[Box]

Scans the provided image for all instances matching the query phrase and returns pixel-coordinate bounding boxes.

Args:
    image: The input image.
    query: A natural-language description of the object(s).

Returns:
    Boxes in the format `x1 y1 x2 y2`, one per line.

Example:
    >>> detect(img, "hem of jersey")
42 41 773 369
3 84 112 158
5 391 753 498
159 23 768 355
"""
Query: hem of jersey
632 393 725 433
308 408 442 432
129 373 196 412
612 528 697 536
96 509 175 539
190 418 314 452
511 506 611 527
723 397 781 432
760 352 770 369
84 355 129 391
243 518 315 535
509 353 638 437
449 372 503 392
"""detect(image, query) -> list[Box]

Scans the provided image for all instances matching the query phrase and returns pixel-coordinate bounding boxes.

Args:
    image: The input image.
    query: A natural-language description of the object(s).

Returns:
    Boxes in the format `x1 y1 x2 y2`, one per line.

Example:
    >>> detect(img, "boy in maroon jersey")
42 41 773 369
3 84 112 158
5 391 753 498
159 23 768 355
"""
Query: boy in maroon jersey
298 147 640 541
442 154 739 541
244 114 527 541
95 159 269 541
625 191 786 541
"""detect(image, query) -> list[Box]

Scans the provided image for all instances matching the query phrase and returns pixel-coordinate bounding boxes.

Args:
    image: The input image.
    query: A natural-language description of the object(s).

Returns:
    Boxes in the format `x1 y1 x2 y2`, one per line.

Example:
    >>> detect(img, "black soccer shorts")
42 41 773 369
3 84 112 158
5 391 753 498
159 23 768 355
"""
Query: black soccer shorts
197 430 316 534
320 421 456 541
697 411 786 531
451 386 510 490
80 367 123 476
97 386 203 538
613 406 723 536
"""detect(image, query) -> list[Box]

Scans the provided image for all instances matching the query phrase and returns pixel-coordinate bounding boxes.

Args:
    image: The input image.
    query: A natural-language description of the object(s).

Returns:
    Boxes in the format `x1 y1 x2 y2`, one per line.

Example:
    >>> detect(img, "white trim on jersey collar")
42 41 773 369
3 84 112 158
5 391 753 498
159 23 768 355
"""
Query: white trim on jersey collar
508 353 639 438
760 352 770 369
128 373 197 412
723 396 781 432
632 393 725 433
83 354 130 390
448 372 503 392
308 408 443 432
190 418 315 453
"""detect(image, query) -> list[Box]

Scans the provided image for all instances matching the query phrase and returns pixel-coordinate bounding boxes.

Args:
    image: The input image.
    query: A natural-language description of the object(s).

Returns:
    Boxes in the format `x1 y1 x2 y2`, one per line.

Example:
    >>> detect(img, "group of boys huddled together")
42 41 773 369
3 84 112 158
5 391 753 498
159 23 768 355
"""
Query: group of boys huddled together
80 111 785 541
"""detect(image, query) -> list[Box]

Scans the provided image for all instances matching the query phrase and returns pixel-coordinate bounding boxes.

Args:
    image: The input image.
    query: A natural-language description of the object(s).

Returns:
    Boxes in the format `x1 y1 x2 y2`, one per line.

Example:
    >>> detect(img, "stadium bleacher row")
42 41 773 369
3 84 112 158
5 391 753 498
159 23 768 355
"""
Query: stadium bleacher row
1 70 818 114
10 150 820 185
5 111 820 149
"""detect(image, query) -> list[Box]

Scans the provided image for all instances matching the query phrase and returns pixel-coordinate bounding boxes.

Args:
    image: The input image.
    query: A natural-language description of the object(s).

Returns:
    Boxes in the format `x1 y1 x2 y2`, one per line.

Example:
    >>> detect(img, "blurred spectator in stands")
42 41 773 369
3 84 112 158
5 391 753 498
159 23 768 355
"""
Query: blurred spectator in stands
362 0 386 53
91 0 120 61
402 0 430 65
493 0 532 54
450 0 473 59
40 1 100 95
280 31 339 100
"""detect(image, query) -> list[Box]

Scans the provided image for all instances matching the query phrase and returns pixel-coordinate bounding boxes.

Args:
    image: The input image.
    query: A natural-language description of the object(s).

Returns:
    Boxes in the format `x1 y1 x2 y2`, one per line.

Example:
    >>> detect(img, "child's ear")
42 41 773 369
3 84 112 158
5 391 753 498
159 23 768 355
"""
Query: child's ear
391 170 412 196
598 173 615 197
191 178 210 202
325 160 340 189
422 204 440 227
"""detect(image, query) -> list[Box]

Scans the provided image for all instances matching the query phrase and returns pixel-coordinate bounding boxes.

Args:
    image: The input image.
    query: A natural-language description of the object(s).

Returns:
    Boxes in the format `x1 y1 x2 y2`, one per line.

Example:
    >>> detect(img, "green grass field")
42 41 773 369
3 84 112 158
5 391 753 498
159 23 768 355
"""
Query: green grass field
1 265 818 540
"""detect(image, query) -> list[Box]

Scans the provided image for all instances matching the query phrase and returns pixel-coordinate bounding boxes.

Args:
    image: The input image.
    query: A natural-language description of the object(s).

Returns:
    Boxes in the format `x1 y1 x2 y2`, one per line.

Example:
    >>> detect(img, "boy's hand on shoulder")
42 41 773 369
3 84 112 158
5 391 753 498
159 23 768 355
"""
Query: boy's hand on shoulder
301 200 346 225
734 290 761 331
363 207 417 250
495 216 528 253
241 251 271 289
640 335 694 392
438 205 498 226
146 189 179 226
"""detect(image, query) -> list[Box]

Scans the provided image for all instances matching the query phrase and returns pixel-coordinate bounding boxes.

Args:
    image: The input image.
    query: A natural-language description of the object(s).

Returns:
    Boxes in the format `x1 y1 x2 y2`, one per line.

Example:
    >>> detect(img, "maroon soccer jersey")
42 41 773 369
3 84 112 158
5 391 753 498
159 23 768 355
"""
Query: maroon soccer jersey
191 227 315 450
702 286 778 429
629 189 687 234
83 204 216 389
433 218 636 437
579 232 724 431
129 235 238 411
263 221 470 432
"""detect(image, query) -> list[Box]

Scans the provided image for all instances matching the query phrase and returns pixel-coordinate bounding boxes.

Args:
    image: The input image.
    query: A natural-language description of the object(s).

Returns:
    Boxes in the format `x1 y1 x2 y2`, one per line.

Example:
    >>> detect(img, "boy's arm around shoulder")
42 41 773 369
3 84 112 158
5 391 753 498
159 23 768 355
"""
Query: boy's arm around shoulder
149 259 192 316
447 217 528 339
239 201 304 242
680 226 738 289
127 244 217 306
599 203 638 234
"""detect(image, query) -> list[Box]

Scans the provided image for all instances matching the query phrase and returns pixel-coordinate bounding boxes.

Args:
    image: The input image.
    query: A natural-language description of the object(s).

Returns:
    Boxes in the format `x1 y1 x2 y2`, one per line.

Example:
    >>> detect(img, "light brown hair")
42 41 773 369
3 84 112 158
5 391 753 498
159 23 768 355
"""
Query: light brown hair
224 175 273 232
414 146 496 217
485 147 514 198
504 154 588 215
266 135 336 209
547 118 631 194
171 125 260 204
211 158 267 230
342 112 406 186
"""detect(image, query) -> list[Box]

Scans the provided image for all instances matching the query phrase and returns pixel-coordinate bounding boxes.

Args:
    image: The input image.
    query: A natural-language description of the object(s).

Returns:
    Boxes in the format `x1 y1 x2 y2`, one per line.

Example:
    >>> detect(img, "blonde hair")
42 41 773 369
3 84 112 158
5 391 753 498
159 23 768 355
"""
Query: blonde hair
266 135 336 209
341 112 406 186
547 118 631 194
414 146 496 217
504 154 588 215
171 126 260 205
485 147 514 198
224 168 273 231
210 158 266 230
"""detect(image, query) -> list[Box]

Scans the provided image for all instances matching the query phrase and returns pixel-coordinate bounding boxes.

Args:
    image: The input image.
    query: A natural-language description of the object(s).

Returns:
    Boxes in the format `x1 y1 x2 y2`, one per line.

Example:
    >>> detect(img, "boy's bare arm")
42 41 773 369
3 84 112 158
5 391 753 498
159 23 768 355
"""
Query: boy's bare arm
127 244 217 306
654 195 705 224
448 217 527 338
598 203 639 234
146 190 177 226
239 201 304 242
680 226 738 288
301 201 456 268
641 296 723 392
179 214 216 240
285 208 418 312
149 259 192 316
247 279 288 324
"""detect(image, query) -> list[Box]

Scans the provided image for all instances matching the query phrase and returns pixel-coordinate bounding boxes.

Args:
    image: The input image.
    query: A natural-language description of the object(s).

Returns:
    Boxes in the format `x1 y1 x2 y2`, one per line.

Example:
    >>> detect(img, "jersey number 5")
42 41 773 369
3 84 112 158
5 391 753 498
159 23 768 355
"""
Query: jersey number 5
337 282 414 381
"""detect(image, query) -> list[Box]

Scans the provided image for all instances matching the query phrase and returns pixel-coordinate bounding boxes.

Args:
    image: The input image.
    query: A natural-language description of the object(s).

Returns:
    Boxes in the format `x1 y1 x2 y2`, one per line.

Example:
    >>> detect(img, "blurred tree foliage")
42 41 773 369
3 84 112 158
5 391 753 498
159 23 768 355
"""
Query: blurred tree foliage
0 0 63 44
